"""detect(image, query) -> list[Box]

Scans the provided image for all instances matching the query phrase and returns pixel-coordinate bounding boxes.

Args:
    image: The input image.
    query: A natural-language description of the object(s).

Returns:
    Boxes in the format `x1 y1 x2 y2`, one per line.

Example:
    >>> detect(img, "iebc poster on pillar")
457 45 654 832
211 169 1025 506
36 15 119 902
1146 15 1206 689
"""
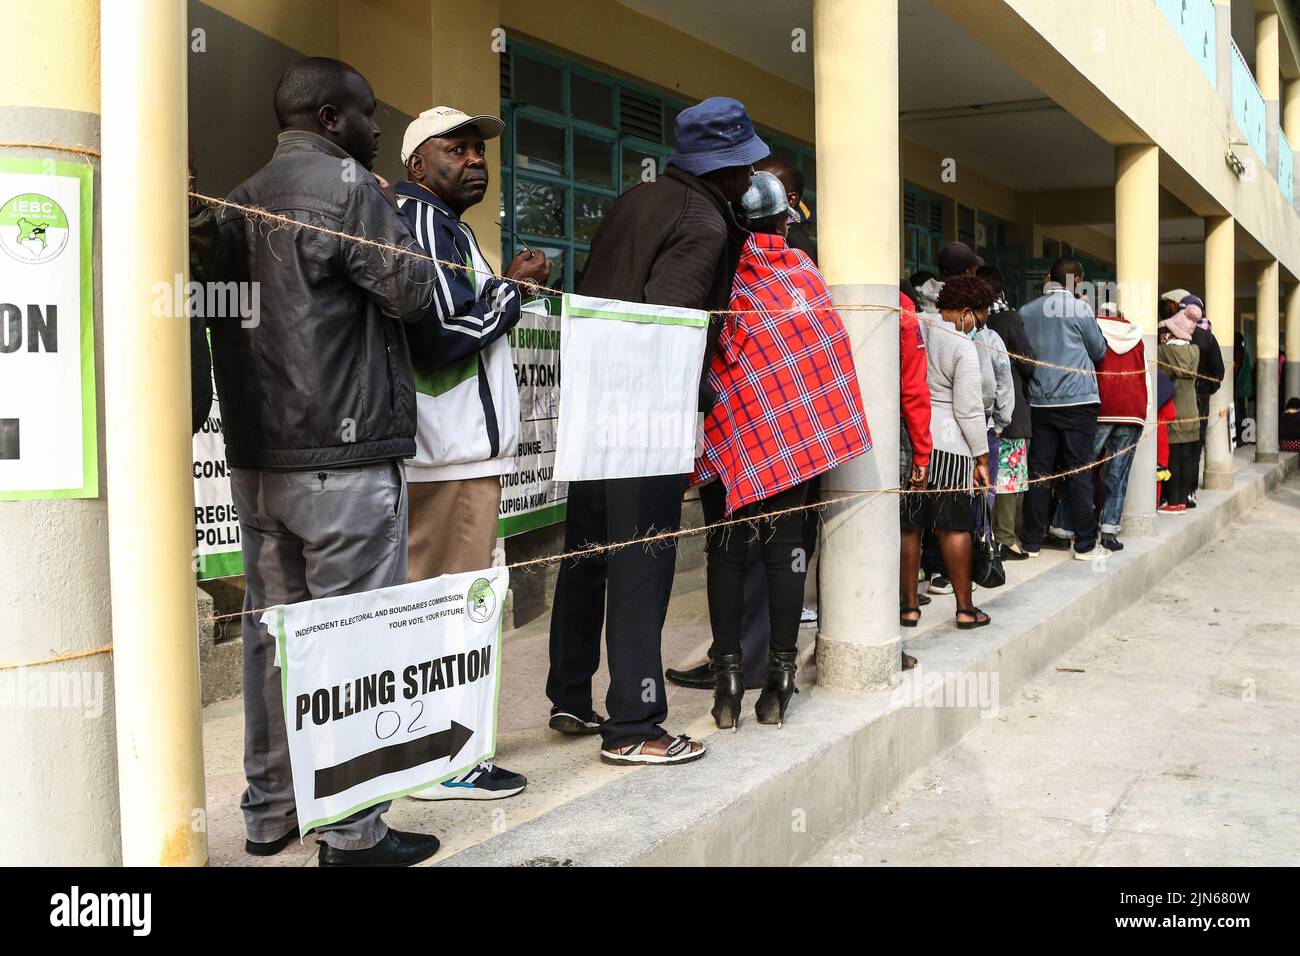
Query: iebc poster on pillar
264 567 506 836
0 159 97 500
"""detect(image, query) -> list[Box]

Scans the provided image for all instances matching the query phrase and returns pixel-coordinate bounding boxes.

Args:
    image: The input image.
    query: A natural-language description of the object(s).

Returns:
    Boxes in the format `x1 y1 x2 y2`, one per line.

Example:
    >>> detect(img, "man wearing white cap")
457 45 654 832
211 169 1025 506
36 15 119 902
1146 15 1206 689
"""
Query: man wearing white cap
393 106 548 800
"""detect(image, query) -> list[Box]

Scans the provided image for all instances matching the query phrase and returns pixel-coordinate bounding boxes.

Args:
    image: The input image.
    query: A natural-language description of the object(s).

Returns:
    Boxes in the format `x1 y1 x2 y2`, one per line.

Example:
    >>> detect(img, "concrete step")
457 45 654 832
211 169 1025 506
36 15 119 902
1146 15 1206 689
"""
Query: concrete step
438 450 1297 866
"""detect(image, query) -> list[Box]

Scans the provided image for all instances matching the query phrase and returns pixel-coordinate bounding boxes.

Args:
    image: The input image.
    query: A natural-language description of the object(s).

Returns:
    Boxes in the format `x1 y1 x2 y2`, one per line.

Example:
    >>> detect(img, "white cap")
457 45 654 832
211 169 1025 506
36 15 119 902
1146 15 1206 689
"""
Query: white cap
401 107 505 164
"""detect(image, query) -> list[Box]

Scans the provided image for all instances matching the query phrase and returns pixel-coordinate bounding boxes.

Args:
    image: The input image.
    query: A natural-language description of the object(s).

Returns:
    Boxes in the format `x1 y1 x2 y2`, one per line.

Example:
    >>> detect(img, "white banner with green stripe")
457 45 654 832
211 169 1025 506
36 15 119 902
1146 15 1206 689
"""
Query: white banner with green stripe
554 293 708 481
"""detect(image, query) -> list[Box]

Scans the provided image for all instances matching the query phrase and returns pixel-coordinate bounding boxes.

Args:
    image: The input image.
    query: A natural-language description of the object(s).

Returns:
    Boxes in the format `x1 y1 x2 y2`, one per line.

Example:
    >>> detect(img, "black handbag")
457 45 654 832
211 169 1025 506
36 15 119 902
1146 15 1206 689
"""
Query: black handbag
972 494 1006 589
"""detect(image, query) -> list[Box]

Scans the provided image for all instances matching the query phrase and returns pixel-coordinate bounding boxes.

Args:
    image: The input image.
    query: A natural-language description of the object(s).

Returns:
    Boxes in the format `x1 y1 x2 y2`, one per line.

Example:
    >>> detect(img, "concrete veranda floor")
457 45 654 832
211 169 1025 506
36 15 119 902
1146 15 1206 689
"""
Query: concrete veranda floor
807 470 1300 866
202 484 1101 866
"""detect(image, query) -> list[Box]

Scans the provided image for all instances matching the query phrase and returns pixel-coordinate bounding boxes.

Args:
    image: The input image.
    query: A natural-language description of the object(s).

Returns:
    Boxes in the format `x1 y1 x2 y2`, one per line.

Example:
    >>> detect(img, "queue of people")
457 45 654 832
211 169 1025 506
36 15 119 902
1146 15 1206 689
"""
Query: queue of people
202 58 1229 866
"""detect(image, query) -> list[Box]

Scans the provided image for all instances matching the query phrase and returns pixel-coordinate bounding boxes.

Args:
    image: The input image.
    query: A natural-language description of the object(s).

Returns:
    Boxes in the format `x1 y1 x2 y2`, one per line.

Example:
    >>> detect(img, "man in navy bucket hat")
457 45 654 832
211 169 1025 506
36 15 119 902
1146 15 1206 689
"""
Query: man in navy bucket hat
546 97 766 767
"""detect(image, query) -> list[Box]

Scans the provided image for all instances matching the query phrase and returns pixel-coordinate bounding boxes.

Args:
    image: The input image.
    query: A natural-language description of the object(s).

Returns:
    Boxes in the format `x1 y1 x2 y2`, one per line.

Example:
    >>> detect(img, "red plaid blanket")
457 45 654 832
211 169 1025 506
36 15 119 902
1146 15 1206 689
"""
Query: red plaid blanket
692 232 871 513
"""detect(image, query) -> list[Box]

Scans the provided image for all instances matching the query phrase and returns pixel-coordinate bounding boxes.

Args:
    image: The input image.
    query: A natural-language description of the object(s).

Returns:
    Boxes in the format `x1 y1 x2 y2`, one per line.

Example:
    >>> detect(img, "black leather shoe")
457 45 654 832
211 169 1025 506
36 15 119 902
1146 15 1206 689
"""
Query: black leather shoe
755 650 799 727
1100 534 1124 551
709 652 745 731
318 829 440 868
665 661 713 690
245 829 297 857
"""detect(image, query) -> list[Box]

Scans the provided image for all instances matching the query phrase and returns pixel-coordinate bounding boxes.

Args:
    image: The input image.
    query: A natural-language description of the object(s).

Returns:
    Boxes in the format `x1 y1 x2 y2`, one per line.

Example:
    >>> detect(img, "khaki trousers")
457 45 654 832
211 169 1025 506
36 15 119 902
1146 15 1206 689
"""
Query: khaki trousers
407 475 502 581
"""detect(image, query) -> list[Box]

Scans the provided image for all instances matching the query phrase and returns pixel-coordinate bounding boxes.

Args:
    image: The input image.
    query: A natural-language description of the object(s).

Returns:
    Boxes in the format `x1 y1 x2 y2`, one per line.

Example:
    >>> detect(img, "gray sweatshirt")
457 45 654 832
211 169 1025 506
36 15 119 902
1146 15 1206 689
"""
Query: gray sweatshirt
975 326 1014 432
919 312 987 488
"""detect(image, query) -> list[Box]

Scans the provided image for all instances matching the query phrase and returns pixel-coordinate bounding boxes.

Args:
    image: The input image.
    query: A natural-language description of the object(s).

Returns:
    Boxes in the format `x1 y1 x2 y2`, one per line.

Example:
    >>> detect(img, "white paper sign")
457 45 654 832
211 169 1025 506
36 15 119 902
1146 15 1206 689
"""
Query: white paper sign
553 292 708 481
0 161 96 499
193 336 242 579
499 296 567 535
263 567 507 836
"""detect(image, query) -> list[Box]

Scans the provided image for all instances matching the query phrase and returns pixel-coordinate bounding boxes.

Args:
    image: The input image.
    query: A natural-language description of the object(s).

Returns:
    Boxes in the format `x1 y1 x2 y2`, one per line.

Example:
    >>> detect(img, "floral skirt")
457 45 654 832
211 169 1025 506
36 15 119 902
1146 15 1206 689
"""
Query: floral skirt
995 437 1028 495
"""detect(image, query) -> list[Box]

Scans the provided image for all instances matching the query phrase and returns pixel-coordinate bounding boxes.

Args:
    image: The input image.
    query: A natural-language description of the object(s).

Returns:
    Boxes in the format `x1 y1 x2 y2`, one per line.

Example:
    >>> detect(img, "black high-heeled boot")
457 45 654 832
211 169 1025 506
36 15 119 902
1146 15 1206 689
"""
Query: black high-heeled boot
754 650 798 727
709 652 744 731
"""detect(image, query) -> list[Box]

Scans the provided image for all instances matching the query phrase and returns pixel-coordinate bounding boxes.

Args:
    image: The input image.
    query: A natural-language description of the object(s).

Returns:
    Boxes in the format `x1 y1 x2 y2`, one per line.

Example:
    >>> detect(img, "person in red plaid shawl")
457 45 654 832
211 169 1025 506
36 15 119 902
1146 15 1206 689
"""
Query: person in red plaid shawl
691 171 871 730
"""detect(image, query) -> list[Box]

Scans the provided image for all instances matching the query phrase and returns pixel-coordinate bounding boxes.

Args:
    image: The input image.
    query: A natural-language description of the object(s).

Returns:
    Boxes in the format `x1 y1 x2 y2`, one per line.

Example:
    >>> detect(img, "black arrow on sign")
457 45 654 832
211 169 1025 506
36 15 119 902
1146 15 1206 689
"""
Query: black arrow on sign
313 721 475 799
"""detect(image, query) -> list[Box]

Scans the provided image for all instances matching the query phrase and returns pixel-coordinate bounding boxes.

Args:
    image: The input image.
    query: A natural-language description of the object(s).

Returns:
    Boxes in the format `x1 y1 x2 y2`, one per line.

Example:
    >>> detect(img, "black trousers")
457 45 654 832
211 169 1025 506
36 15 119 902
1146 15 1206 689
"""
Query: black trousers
737 544 772 689
1168 441 1199 506
1192 393 1210 495
546 474 686 749
700 479 810 661
1023 404 1100 552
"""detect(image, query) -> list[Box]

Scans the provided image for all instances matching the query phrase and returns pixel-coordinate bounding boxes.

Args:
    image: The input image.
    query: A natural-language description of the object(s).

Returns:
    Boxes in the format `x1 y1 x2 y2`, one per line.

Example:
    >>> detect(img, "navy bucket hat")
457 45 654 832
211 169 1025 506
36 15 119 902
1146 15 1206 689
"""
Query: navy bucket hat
668 97 770 176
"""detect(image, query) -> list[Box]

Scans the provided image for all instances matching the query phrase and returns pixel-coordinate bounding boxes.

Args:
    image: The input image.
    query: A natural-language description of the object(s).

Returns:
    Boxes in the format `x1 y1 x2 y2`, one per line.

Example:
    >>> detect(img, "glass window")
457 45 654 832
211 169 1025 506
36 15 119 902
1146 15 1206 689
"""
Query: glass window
573 249 590 287
664 106 681 145
621 147 661 191
573 133 613 187
515 179 566 238
574 191 612 243
571 74 612 126
514 55 562 113
529 245 566 288
515 118 566 176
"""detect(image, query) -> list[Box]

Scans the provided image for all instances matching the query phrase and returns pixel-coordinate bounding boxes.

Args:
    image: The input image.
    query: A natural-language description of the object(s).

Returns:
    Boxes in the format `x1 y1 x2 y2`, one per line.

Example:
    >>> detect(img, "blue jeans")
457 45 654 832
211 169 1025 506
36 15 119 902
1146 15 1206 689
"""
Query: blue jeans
1051 423 1141 537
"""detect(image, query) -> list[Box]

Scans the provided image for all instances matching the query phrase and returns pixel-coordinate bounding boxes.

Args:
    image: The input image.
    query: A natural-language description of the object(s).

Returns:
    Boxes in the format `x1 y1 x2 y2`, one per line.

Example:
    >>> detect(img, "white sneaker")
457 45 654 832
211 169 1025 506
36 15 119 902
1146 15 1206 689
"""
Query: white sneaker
1073 544 1112 561
800 606 818 624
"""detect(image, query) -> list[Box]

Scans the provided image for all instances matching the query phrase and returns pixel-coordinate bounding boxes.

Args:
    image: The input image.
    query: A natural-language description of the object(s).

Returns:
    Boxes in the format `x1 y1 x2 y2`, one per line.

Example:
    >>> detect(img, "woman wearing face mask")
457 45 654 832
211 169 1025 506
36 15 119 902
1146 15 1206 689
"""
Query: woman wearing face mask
900 274 995 631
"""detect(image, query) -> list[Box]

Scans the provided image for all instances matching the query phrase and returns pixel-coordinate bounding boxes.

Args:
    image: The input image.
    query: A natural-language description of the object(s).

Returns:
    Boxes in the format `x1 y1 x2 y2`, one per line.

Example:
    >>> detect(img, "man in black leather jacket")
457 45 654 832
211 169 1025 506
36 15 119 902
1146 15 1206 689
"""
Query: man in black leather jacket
211 57 439 868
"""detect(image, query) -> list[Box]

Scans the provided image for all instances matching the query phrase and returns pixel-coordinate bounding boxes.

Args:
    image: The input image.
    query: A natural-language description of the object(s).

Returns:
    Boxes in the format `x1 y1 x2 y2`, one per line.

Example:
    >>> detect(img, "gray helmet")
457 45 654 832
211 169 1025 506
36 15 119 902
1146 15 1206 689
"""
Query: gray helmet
738 170 789 220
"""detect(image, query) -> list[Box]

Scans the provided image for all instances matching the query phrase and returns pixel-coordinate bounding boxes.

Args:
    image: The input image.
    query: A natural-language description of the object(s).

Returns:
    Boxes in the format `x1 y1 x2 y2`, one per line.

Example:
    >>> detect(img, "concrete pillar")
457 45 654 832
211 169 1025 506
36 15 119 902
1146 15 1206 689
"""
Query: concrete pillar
101 0 208 865
1202 216 1237 489
1257 12 1280 178
1286 282 1300 402
1214 0 1232 105
1115 144 1159 536
1255 259 1280 462
0 0 120 866
812 0 900 689
1285 78 1300 213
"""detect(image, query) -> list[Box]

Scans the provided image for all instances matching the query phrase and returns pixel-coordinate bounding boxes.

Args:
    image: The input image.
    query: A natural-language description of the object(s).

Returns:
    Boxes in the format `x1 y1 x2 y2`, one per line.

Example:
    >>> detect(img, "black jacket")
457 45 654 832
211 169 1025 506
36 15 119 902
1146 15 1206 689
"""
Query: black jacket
987 304 1035 439
211 131 433 470
578 164 748 413
786 220 816 264
1191 324 1225 397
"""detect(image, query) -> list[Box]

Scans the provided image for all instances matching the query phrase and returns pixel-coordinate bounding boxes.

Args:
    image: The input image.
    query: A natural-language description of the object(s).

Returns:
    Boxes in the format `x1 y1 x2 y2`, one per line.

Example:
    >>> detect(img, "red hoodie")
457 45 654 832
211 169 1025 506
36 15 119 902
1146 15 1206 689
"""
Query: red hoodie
900 294 933 467
1095 312 1147 425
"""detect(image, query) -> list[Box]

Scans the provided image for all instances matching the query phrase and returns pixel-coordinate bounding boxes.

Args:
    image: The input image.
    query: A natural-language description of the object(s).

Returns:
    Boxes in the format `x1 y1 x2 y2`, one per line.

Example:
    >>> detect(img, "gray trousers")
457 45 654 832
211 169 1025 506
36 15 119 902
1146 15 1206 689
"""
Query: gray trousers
230 461 408 850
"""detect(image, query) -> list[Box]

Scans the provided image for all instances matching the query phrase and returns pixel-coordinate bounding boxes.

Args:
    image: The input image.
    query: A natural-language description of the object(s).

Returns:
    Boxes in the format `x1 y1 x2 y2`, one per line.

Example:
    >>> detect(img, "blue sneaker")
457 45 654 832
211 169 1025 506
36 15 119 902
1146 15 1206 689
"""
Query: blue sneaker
408 762 527 801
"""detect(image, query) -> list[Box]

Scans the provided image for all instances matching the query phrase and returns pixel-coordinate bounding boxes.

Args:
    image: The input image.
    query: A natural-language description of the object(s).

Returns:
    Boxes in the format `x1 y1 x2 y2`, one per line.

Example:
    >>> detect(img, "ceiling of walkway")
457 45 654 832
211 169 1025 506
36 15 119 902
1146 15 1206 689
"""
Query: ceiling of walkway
619 0 1278 268
618 0 1115 190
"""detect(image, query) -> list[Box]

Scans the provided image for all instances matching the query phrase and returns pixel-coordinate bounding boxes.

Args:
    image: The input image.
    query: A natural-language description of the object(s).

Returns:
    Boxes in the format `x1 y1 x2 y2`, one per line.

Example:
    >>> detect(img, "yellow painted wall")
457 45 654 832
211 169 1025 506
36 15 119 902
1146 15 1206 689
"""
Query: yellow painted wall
2 0 101 113
201 0 339 54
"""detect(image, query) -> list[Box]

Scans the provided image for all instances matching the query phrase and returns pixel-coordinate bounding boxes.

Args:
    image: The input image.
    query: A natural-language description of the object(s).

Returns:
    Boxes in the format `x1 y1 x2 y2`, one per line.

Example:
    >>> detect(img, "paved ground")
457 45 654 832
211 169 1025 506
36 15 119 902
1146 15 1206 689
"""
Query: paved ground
807 472 1300 867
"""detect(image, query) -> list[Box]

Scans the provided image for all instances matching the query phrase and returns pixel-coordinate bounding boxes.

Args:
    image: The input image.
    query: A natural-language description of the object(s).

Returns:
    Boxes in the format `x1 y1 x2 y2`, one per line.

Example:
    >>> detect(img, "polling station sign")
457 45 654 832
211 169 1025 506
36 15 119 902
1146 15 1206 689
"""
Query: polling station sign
0 159 97 500
499 296 566 536
264 567 506 836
